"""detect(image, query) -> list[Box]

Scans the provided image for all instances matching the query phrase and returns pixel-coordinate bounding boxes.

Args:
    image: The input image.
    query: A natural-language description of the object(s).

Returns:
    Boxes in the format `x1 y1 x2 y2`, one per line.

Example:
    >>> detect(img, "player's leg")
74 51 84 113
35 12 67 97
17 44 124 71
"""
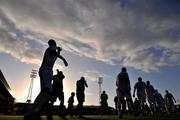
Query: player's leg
33 68 53 114
117 90 124 118
126 91 134 113
58 92 65 117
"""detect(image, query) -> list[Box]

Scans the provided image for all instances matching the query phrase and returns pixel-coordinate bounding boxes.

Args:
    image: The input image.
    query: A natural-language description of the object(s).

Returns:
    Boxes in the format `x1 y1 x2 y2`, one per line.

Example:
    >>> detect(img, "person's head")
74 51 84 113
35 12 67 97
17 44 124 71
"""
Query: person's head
56 69 62 74
103 91 106 94
122 67 127 72
48 39 56 46
155 89 158 93
71 92 75 97
56 69 60 73
165 90 169 94
138 77 142 82
146 81 150 85
56 69 64 77
80 77 85 81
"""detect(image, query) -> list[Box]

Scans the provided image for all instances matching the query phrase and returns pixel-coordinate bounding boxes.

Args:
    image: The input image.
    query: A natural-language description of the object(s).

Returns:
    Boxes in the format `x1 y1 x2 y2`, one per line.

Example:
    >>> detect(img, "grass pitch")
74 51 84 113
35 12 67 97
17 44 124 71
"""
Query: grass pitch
0 114 180 120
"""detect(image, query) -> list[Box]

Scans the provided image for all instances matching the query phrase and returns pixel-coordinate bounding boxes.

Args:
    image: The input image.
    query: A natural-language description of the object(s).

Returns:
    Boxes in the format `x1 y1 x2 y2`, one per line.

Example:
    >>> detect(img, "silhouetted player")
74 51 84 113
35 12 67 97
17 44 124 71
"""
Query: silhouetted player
134 98 141 117
164 90 176 113
133 77 146 112
114 96 118 114
67 92 75 117
51 69 65 117
24 39 68 120
146 81 155 114
154 89 165 113
76 77 88 118
116 67 134 118
100 91 108 115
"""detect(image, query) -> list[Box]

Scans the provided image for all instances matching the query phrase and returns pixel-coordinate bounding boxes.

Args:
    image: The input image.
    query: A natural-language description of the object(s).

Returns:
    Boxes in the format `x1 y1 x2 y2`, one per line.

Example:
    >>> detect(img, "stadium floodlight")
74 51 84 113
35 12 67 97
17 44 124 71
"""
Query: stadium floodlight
98 77 103 104
26 69 37 103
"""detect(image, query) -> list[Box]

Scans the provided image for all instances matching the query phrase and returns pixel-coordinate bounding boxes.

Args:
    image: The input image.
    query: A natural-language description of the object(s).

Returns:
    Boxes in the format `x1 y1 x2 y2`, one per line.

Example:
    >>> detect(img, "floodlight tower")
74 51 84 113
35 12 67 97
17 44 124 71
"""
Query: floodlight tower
26 69 37 103
98 77 103 104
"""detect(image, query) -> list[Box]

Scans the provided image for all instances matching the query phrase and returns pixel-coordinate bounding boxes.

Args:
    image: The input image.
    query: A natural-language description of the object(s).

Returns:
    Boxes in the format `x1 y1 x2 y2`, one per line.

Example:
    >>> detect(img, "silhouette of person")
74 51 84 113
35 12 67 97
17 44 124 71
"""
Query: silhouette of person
76 77 88 118
133 77 146 112
24 39 68 120
145 81 155 114
134 98 141 117
67 92 75 117
154 89 165 113
116 67 134 118
114 96 118 114
144 103 151 116
164 90 176 113
100 91 108 115
50 69 65 118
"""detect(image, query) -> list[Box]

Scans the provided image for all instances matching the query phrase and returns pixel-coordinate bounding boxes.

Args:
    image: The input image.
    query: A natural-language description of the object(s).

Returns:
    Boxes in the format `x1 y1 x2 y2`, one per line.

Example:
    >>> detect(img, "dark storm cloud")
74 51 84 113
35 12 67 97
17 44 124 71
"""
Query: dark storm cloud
0 0 180 71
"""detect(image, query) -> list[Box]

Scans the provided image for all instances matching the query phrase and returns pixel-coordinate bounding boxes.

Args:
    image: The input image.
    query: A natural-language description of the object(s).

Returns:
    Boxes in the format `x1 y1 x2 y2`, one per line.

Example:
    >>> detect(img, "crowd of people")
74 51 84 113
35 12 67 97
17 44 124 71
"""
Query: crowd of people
23 39 177 120
115 67 177 119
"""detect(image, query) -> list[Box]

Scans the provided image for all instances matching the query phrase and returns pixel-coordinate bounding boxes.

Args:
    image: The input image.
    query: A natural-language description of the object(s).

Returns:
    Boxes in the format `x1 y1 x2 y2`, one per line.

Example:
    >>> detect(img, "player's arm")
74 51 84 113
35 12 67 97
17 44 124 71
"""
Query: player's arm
144 83 148 93
51 47 68 66
116 75 119 87
161 95 165 102
133 84 136 97
50 47 68 67
172 94 176 103
84 80 88 87
152 86 155 95
127 74 131 90
68 97 70 103
57 54 68 67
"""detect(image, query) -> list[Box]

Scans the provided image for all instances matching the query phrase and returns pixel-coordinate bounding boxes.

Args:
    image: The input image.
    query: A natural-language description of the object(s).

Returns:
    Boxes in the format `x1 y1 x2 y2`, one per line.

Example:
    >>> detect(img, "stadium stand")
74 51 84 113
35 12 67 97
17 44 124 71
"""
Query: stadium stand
0 70 14 114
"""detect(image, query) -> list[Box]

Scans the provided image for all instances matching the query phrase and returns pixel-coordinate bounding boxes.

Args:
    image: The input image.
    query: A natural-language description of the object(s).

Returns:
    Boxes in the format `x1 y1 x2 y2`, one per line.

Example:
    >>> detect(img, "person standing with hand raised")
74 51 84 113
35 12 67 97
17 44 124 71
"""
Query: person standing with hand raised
24 39 68 120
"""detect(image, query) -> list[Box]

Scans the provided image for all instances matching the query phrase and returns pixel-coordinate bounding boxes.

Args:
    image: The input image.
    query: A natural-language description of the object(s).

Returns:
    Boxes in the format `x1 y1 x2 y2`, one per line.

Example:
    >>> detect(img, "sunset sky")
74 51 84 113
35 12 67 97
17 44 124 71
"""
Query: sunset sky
0 0 180 107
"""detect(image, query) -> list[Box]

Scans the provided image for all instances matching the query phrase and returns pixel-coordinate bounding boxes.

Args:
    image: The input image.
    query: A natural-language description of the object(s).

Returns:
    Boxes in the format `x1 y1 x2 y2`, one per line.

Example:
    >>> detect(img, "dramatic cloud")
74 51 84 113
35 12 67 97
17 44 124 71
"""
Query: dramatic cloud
0 0 180 72
0 8 46 64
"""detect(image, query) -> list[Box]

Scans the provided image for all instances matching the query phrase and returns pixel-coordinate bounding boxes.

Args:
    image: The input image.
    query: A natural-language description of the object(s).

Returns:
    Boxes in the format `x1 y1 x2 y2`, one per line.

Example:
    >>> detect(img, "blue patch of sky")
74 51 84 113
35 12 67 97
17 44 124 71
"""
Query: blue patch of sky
112 0 131 10
164 29 180 40
145 47 164 59
154 0 180 11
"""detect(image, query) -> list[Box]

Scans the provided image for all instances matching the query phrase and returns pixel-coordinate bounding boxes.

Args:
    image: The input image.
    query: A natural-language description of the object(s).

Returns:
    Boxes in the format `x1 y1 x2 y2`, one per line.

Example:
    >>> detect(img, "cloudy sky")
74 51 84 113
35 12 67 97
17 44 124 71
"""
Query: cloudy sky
0 0 180 107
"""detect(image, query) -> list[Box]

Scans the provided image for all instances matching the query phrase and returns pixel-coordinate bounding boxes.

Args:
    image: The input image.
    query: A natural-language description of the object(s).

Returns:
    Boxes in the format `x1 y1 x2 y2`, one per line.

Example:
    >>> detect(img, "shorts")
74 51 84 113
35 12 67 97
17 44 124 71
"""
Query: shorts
137 91 146 102
76 91 85 103
52 91 64 102
116 89 131 100
147 95 154 104
39 67 53 92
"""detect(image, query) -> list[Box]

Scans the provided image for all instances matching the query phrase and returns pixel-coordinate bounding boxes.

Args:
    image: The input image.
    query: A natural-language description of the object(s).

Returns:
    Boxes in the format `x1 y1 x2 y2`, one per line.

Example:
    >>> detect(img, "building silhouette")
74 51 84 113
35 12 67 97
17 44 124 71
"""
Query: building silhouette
0 69 14 114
